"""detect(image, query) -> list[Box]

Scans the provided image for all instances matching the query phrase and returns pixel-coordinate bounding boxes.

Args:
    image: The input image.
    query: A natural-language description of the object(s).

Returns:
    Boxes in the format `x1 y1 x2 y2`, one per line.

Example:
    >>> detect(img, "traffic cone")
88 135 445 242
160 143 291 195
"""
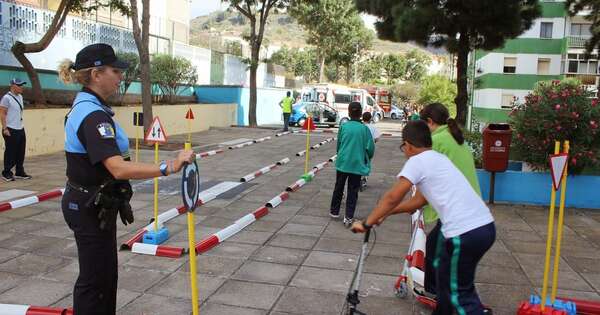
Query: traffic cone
302 116 316 131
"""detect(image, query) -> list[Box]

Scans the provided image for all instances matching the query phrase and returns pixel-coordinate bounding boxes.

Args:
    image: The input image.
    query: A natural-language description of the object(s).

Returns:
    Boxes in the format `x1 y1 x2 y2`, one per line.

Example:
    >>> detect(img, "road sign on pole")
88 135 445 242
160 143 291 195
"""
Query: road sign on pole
549 153 568 191
144 116 168 144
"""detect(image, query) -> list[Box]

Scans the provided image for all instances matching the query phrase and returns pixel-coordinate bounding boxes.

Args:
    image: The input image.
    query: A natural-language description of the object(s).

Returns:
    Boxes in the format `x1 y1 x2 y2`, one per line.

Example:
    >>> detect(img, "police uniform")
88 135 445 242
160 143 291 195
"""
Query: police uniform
62 44 131 315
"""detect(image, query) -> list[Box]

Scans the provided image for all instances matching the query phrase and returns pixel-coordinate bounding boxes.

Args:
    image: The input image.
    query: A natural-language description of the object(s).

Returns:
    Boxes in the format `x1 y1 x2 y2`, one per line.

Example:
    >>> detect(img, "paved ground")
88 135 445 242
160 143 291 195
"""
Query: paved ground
1 119 600 315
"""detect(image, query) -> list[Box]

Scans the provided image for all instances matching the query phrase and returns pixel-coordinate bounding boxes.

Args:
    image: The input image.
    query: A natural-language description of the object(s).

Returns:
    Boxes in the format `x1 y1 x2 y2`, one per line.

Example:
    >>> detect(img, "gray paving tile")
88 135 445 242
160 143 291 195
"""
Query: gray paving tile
117 293 192 315
290 266 353 293
273 287 345 314
227 230 274 245
181 254 245 277
117 266 169 292
0 271 26 294
250 246 309 265
354 295 414 315
0 253 70 276
232 260 297 285
147 271 225 302
303 250 358 271
364 255 403 276
0 278 72 306
200 303 267 315
267 233 318 250
209 279 284 310
203 242 260 259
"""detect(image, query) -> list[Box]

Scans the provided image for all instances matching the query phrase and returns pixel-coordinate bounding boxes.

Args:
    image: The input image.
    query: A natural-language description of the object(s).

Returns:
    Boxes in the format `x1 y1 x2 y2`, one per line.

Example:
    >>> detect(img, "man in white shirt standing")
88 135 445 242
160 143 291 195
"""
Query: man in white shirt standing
1 78 31 181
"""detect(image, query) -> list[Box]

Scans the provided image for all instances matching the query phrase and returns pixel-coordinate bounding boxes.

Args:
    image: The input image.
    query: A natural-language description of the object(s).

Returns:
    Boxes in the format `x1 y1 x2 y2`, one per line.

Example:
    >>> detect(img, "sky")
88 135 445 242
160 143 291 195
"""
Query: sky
189 0 377 30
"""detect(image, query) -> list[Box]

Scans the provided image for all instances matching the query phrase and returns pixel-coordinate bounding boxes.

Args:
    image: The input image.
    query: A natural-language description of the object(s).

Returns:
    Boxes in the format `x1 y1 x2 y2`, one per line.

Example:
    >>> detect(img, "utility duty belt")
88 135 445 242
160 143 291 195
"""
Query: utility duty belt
67 180 135 230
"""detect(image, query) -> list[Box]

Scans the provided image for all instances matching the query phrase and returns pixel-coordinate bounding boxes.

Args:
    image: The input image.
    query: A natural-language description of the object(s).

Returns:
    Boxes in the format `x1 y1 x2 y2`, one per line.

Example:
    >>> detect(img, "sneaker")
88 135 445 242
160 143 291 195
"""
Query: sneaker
2 174 14 182
329 211 340 219
14 173 32 180
343 217 354 227
483 307 493 315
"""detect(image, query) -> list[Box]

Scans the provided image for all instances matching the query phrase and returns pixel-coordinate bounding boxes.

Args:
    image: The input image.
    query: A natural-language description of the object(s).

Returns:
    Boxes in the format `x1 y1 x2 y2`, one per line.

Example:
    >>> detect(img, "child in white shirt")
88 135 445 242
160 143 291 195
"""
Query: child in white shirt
352 120 495 315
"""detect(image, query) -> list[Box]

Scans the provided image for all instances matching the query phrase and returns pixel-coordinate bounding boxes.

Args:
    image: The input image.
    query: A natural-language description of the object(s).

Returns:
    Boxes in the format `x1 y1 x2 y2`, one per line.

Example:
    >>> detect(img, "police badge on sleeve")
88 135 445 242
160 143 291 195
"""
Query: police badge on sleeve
97 122 115 139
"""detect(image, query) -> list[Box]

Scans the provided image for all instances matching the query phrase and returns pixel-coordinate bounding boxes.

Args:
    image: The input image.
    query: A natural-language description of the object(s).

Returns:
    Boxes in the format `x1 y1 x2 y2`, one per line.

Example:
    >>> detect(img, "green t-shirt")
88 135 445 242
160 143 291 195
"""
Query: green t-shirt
281 96 293 113
422 125 482 224
410 112 420 121
335 120 375 176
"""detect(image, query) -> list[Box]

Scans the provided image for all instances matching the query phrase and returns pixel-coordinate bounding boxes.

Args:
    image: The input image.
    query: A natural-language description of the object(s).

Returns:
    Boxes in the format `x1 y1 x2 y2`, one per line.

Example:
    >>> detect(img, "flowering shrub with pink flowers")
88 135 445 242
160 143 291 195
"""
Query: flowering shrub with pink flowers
510 78 600 174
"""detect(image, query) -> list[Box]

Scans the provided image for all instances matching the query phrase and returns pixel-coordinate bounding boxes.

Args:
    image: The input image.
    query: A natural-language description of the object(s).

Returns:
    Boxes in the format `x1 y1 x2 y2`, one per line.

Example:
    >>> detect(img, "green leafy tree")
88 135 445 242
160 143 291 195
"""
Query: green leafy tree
225 0 293 127
403 49 431 83
271 46 319 82
381 54 406 85
116 52 140 105
10 0 129 105
326 16 374 83
418 75 457 116
225 41 244 57
359 55 384 84
290 0 366 82
150 54 198 104
355 0 541 126
510 79 600 174
391 81 419 105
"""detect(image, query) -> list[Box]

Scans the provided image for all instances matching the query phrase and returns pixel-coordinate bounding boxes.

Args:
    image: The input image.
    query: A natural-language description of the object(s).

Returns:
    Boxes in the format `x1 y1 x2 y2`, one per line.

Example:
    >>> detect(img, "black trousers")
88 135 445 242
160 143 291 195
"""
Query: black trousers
2 128 26 176
283 113 291 131
330 170 361 219
62 186 118 315
433 222 495 315
425 220 442 295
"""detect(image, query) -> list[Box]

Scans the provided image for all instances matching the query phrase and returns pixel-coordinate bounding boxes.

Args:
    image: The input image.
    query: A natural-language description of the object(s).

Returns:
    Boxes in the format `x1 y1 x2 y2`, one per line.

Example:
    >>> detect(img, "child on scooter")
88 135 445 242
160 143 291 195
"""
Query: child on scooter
351 120 495 315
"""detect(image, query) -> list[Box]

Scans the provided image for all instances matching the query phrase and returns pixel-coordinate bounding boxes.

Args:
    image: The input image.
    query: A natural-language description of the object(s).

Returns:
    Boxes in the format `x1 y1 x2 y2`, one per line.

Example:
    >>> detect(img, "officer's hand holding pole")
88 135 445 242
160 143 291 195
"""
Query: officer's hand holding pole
170 149 195 174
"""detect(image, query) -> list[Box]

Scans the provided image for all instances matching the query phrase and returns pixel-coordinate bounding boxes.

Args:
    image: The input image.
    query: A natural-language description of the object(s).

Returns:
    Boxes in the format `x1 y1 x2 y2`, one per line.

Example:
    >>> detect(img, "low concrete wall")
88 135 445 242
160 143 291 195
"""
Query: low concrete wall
0 103 237 157
477 169 600 209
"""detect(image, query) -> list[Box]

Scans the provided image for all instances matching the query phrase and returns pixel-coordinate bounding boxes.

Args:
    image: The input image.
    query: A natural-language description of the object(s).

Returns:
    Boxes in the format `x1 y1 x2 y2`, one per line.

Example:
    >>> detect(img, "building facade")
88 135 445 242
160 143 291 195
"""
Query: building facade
471 0 598 129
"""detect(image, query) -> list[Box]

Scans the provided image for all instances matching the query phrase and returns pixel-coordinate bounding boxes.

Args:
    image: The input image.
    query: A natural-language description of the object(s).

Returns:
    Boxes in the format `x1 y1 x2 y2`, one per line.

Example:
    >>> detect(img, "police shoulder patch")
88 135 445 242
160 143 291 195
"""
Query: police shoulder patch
97 122 115 139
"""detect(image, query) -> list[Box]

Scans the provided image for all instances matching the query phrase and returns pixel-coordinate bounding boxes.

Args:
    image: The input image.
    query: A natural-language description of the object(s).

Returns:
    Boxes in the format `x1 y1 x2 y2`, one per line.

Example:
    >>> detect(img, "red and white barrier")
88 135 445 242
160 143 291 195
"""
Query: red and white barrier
286 178 307 192
196 149 224 159
240 157 290 182
121 182 242 250
195 206 269 254
240 164 277 182
266 192 289 208
329 155 337 162
310 137 335 150
0 188 65 213
275 131 290 137
296 150 306 156
229 141 254 149
0 304 70 315
407 211 427 286
131 243 185 258
277 157 290 165
253 136 271 143
313 161 329 172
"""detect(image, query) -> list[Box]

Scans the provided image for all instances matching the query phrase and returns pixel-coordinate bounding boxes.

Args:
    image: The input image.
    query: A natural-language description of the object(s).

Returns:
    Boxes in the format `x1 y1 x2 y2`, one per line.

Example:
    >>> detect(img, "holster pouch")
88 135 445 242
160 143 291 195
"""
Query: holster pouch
86 180 134 230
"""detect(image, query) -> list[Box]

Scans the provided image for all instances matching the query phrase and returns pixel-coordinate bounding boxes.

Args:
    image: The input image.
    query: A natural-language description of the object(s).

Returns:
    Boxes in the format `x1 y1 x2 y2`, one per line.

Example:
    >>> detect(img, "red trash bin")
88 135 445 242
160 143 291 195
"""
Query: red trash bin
482 123 512 204
482 123 512 172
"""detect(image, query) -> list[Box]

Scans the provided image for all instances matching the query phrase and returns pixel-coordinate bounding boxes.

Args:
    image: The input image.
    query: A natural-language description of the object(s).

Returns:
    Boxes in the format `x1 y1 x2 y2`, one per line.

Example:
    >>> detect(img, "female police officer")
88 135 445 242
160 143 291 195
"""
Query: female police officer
58 43 195 314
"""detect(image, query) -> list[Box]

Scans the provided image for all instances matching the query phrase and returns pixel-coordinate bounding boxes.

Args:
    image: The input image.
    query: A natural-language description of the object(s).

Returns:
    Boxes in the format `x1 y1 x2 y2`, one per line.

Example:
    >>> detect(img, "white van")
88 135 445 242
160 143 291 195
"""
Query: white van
300 84 375 126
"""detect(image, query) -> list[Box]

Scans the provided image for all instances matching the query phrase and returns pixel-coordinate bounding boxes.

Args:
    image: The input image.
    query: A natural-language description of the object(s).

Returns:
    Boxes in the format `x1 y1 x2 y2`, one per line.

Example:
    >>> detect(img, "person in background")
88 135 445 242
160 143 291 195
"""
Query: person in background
329 102 375 227
1 78 31 181
360 111 381 190
279 91 293 131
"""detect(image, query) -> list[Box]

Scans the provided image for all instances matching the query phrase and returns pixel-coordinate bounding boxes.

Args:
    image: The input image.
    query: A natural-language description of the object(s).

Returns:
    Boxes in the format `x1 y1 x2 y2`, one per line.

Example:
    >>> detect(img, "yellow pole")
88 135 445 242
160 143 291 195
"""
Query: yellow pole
184 142 199 315
188 118 192 144
135 127 139 163
551 141 570 302
304 116 311 174
153 142 159 232
540 141 561 310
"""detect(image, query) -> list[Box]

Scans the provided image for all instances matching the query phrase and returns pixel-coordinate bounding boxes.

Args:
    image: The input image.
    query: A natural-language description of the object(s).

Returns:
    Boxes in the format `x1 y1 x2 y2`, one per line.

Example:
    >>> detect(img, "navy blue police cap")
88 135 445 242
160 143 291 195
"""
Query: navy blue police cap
72 43 129 70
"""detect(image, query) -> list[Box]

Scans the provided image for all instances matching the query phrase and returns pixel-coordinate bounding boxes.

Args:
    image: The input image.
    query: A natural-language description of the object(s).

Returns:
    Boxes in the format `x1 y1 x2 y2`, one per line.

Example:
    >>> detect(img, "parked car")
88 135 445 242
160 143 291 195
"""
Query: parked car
289 101 337 126
389 105 405 120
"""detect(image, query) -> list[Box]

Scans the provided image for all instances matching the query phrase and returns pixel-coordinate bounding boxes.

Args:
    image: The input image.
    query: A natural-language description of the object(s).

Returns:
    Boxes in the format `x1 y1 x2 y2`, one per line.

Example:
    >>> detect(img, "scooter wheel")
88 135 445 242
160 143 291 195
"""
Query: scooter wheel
395 282 408 298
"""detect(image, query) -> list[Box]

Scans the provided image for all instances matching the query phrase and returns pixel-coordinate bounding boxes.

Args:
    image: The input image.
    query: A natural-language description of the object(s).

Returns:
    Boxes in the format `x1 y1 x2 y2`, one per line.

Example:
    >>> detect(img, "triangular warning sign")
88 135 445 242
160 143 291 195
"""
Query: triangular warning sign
185 108 194 120
144 116 168 144
549 153 568 191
